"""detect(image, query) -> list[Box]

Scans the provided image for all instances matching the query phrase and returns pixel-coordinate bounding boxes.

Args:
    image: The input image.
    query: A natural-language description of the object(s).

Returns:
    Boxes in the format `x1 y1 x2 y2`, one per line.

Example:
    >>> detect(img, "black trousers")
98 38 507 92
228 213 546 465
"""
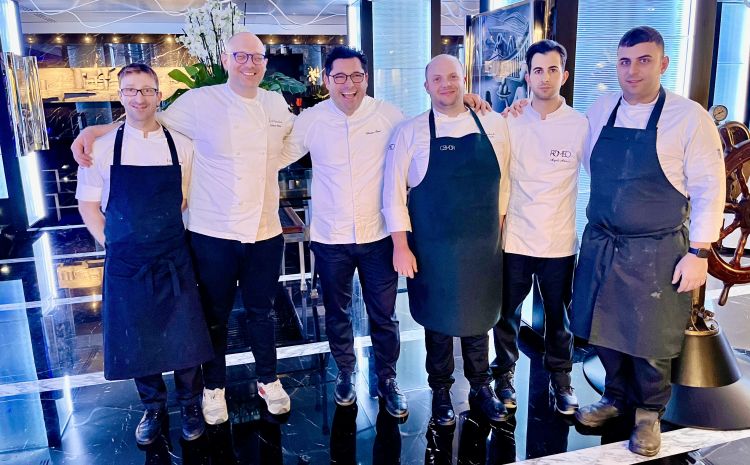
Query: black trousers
597 345 672 413
135 366 203 409
190 232 284 387
492 253 575 375
424 329 491 389
311 237 400 382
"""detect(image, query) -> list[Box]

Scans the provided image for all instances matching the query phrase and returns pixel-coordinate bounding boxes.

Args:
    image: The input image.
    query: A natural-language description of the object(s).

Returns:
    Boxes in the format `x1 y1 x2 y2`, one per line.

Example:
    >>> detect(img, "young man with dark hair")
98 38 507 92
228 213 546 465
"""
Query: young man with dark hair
492 39 586 416
76 63 214 446
572 26 725 456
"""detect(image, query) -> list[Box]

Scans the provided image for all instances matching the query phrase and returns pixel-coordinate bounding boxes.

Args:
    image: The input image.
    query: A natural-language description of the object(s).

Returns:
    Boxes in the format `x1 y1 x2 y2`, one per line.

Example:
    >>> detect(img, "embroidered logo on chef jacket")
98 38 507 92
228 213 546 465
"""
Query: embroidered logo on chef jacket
440 144 457 151
549 149 573 163
269 119 284 128
388 143 396 150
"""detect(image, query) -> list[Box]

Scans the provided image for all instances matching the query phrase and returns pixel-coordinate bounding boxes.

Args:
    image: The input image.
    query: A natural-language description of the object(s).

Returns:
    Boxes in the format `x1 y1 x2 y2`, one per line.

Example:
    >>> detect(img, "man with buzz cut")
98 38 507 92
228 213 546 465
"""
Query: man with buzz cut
76 63 214 446
492 39 586 417
571 26 725 456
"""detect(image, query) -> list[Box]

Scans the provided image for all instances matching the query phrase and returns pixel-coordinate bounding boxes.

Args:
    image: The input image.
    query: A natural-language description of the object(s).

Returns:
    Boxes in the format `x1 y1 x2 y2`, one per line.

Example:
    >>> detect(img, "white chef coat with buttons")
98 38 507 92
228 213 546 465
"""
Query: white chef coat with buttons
279 96 405 244
159 84 295 243
382 108 511 233
502 100 588 258
585 90 726 243
76 122 193 212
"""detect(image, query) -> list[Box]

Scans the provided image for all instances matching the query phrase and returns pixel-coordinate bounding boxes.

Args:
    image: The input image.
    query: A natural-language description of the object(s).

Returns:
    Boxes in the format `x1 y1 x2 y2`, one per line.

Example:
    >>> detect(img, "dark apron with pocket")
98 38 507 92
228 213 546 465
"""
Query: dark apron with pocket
102 124 213 380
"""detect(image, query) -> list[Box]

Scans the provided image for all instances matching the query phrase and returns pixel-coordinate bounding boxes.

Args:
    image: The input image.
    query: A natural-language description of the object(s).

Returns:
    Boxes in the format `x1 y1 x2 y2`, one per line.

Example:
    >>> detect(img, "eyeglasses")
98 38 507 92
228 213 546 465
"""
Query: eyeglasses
119 87 158 96
328 72 366 84
231 52 266 65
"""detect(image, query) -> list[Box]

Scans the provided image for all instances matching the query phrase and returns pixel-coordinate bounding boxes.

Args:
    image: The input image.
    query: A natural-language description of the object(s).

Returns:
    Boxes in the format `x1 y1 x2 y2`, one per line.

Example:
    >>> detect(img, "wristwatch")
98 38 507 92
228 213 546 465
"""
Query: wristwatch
688 247 710 259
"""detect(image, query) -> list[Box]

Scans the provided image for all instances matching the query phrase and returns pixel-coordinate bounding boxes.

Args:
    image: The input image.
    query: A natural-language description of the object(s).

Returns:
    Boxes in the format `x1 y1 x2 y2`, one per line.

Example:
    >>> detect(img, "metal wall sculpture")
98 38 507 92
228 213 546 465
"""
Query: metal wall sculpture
2 52 49 156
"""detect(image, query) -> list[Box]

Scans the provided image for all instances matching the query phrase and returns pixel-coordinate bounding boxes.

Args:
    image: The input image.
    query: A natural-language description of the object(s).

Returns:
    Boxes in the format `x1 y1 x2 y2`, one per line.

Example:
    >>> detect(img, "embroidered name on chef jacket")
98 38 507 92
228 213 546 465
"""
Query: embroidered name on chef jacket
269 119 284 128
549 148 574 164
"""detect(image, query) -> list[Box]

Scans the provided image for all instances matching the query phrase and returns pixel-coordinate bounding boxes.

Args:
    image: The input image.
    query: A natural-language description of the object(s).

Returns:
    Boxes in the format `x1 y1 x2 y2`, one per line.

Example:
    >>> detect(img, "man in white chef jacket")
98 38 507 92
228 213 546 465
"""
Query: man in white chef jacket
72 32 295 422
492 40 587 416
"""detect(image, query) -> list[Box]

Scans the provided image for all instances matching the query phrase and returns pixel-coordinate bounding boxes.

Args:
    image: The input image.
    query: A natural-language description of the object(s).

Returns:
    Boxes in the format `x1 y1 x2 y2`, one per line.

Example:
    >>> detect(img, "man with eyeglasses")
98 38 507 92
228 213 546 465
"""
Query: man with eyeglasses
73 32 295 422
76 63 214 446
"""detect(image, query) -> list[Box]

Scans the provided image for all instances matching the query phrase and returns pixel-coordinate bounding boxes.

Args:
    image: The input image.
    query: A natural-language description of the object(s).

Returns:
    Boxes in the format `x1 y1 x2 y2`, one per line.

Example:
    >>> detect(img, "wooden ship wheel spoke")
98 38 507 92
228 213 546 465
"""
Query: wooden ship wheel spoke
709 125 750 306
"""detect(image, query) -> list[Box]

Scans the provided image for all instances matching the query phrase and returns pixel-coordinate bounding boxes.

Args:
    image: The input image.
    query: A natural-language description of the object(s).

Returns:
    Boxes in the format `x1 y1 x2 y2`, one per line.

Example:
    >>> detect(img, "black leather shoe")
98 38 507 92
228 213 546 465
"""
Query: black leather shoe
469 384 508 423
334 371 357 406
629 409 661 457
431 387 455 426
575 397 623 427
377 378 409 419
136 407 168 446
494 370 517 409
550 381 579 415
181 402 206 441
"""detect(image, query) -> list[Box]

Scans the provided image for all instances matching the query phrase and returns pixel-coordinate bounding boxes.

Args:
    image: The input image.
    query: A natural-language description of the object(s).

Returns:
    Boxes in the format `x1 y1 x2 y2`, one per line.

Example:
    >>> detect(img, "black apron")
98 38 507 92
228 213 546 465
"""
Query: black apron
407 109 503 337
102 124 213 380
570 88 691 359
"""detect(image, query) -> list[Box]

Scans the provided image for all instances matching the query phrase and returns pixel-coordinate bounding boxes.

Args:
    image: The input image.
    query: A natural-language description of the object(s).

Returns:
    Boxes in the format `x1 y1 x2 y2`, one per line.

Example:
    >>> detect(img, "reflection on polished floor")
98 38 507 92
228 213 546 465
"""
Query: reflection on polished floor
2 225 750 464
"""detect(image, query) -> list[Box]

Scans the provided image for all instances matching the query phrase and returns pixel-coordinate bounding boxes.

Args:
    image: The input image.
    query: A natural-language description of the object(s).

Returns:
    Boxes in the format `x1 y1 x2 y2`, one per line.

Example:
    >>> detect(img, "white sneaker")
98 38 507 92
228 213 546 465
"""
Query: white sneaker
258 379 291 415
202 387 229 425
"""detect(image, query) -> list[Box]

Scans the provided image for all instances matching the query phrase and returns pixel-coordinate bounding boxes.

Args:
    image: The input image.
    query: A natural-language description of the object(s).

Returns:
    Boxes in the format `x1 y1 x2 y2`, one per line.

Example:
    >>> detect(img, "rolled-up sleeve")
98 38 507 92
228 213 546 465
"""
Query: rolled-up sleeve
382 125 413 232
75 140 105 203
684 111 726 243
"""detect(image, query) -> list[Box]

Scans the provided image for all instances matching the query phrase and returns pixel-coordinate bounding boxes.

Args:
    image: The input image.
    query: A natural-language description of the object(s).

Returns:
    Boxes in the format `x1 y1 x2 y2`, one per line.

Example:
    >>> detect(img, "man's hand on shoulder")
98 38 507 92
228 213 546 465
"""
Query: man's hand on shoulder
501 99 529 118
463 93 492 115
71 123 118 168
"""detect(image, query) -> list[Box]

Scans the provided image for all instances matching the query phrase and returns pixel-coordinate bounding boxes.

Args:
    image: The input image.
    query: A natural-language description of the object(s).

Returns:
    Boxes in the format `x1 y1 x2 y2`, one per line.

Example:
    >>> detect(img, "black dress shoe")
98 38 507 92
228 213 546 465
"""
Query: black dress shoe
550 382 579 415
494 370 517 409
136 407 168 446
575 397 624 427
469 384 508 423
334 371 356 406
181 402 206 441
377 378 409 419
431 387 455 426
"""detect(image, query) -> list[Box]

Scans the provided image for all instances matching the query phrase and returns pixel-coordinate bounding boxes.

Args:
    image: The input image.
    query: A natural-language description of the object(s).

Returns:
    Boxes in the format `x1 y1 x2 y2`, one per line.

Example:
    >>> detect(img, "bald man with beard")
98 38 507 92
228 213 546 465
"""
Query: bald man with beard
73 32 295 421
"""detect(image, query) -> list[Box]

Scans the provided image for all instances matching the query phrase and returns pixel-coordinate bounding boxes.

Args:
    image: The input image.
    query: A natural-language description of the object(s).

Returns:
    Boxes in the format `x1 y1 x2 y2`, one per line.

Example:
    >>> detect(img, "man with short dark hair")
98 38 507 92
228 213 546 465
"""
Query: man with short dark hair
280 46 409 417
571 26 725 456
76 63 214 446
492 39 586 416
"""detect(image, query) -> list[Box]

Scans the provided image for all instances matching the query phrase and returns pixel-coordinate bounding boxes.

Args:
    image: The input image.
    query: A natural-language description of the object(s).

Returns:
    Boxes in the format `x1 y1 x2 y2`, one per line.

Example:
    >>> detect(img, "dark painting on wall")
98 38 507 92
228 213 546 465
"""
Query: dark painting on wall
467 1 538 113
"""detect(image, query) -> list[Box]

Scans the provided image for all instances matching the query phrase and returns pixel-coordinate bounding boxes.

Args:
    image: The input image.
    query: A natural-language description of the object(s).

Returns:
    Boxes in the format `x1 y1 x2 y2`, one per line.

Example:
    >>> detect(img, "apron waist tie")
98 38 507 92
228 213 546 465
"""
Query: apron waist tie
132 258 182 298
591 223 685 248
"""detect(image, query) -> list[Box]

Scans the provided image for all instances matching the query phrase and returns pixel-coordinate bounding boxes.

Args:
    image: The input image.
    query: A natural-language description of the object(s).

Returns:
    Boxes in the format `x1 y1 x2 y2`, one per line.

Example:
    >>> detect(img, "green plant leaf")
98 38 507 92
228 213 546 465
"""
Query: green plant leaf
168 69 196 88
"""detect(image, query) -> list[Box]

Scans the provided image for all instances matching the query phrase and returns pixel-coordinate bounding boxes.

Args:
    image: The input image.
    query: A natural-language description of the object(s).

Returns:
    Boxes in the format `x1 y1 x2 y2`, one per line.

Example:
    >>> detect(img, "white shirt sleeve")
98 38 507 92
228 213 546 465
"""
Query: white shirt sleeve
684 110 726 243
382 125 414 233
75 139 106 203
158 89 197 139
279 110 308 169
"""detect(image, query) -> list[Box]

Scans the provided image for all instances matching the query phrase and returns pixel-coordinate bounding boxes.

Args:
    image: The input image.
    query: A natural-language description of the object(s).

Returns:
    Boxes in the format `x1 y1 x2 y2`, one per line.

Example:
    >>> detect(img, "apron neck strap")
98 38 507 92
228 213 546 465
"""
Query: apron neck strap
606 86 667 129
112 124 126 166
162 127 180 166
428 107 487 139
112 124 180 166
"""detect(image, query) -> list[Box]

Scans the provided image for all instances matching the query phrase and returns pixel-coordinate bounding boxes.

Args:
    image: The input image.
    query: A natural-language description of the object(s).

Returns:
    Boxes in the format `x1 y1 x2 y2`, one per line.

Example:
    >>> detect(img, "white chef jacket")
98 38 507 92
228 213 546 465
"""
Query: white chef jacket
502 100 588 257
585 90 726 243
159 84 295 243
383 108 511 233
279 96 405 244
76 121 193 212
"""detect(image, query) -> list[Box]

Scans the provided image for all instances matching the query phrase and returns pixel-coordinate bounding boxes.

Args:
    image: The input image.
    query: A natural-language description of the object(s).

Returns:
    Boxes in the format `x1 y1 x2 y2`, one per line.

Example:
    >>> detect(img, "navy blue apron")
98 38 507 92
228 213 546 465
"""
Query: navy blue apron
102 124 213 380
570 88 691 359
407 109 503 337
